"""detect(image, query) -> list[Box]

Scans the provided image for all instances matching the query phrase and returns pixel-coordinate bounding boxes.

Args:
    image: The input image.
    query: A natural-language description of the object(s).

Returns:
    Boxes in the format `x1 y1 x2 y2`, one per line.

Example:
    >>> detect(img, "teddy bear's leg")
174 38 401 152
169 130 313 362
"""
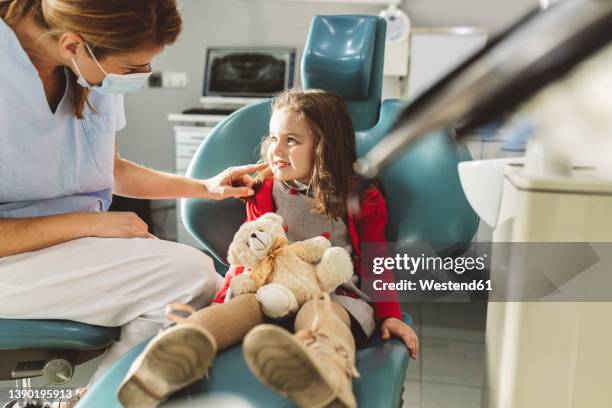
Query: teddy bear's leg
315 247 354 293
256 283 299 319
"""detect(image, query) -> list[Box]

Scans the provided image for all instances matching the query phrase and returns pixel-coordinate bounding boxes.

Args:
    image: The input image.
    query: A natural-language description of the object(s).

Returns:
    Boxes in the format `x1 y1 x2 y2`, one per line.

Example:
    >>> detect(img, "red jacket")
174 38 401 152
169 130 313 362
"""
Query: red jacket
213 178 402 321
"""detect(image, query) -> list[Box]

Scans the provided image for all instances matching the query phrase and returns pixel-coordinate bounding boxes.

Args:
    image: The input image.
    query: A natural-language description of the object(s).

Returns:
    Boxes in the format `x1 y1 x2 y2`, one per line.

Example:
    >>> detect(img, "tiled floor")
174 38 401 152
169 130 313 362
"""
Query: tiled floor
402 302 487 408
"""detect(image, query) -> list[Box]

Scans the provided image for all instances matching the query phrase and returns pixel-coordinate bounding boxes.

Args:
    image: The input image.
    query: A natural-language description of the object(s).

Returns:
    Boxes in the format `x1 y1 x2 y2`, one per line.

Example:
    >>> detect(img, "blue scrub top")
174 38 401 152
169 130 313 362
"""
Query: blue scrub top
0 17 125 219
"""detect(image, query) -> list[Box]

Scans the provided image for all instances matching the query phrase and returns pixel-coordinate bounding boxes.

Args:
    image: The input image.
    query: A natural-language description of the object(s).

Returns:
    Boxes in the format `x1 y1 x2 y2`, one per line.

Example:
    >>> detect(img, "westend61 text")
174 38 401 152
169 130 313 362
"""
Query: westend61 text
373 279 492 292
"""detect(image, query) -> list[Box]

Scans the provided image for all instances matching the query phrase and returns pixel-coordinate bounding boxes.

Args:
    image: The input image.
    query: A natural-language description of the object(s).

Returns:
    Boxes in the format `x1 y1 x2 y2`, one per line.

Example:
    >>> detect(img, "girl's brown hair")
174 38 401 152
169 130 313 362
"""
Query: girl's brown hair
257 89 357 219
0 0 182 118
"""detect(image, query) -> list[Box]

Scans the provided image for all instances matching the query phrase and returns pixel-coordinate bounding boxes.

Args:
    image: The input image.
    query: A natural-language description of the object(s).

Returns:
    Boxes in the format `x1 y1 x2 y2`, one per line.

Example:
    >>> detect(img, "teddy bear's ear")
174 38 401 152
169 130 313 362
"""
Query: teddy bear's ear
227 245 236 265
227 251 237 265
260 212 284 225
227 242 239 265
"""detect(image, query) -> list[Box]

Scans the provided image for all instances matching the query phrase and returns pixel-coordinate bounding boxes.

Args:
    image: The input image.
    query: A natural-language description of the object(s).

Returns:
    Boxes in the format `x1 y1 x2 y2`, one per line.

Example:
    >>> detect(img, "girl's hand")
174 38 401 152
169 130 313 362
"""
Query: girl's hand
203 163 268 200
381 317 419 359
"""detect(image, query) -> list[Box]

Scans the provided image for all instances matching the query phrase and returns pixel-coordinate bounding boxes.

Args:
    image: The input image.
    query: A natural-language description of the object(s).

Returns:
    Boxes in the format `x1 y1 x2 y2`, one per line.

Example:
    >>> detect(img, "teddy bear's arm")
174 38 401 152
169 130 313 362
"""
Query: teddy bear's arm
288 236 331 263
230 271 258 295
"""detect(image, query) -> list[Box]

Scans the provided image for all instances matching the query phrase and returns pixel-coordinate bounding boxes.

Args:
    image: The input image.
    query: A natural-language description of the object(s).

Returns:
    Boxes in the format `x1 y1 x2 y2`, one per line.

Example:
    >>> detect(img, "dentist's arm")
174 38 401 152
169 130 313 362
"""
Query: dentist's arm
113 149 267 200
0 153 266 257
0 211 150 257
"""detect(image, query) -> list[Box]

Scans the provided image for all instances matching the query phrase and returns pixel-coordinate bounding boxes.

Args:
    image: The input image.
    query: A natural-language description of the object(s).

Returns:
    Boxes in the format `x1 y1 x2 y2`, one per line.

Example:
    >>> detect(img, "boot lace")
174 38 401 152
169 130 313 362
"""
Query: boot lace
295 293 360 379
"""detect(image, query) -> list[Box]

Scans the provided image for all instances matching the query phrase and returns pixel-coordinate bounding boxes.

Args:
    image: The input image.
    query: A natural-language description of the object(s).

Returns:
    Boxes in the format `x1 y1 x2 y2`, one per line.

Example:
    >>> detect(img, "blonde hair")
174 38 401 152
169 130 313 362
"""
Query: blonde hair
1 0 182 118
256 89 357 219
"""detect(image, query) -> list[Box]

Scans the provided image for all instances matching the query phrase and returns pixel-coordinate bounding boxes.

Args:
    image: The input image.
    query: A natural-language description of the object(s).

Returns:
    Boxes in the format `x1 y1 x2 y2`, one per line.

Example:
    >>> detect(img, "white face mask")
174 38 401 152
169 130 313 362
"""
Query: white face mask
71 43 151 94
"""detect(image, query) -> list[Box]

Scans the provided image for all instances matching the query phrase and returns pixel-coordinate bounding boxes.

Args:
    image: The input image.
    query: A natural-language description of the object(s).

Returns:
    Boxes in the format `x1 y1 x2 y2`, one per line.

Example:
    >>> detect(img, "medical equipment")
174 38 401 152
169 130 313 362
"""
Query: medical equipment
0 320 119 408
354 0 612 179
357 0 612 406
483 45 612 407
457 45 612 405
379 3 411 77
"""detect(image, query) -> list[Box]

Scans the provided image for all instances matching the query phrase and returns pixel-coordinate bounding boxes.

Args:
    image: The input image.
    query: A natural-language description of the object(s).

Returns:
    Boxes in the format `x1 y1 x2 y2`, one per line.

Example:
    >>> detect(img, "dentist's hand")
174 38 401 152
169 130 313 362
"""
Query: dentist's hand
202 162 268 200
89 212 151 239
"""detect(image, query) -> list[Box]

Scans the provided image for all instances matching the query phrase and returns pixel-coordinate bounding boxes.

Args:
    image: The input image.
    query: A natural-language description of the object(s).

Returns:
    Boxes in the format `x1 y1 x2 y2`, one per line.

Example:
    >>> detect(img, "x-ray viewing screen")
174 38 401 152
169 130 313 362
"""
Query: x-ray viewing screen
204 48 296 97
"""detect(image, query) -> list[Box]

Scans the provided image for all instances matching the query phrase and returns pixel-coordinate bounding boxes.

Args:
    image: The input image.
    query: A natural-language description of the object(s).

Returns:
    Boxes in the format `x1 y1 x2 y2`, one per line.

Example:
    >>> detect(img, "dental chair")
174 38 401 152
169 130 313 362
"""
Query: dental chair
0 320 119 407
77 15 478 407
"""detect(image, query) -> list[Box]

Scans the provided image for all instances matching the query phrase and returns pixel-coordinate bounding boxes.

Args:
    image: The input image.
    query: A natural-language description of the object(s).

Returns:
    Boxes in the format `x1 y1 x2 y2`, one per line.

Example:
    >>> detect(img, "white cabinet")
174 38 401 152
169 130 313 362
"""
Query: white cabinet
174 126 213 175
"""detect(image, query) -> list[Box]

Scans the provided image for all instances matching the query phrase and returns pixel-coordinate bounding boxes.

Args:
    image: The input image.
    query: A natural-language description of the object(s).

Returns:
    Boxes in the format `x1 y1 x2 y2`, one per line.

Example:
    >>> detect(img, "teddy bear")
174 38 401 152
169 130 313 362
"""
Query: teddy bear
227 212 354 318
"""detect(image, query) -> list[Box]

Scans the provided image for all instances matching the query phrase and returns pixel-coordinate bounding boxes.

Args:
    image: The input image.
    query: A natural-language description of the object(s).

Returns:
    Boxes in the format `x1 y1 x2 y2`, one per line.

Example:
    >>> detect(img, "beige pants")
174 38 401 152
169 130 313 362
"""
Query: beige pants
189 294 355 352
0 237 223 384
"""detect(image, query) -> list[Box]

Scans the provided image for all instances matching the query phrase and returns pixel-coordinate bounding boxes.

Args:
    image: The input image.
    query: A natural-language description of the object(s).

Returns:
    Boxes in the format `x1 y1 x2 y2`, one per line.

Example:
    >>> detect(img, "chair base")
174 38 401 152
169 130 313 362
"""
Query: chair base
3 400 54 408
2 377 57 408
0 349 105 381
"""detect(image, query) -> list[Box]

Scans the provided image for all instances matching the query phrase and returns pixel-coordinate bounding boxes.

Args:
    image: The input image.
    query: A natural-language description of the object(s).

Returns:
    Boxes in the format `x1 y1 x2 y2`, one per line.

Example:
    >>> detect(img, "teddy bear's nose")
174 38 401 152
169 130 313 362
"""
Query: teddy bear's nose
250 233 257 238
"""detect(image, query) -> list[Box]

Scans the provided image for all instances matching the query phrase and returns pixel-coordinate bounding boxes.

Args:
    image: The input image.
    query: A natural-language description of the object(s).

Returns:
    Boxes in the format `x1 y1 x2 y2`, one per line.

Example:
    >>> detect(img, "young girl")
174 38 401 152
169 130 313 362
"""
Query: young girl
118 89 418 408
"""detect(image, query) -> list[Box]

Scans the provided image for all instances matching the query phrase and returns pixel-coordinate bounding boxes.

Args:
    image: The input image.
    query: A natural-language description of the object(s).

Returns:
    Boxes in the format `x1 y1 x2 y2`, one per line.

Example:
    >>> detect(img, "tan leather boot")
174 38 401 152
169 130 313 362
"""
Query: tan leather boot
243 295 358 408
118 294 264 408
117 304 217 408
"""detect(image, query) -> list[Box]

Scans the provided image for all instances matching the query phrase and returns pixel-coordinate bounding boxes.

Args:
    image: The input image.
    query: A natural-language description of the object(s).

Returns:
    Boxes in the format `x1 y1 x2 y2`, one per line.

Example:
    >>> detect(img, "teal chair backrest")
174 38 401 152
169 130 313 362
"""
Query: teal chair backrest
182 101 272 265
183 15 478 272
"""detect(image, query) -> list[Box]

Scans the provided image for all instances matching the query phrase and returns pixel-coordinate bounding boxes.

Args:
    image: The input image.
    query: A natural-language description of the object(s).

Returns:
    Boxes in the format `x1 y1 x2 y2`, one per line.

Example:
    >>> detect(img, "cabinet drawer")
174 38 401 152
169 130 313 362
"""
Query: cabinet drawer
175 134 208 145
174 125 215 133
174 129 212 145
176 144 201 158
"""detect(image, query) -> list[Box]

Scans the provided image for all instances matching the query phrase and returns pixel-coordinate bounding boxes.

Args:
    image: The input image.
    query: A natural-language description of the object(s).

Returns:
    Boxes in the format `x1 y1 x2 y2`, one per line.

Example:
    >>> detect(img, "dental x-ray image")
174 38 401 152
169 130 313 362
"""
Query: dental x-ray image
206 49 290 96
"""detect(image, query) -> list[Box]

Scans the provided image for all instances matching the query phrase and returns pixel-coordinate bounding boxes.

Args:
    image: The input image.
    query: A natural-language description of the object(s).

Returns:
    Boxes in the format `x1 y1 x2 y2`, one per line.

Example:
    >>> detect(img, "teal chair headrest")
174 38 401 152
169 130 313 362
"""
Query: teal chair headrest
302 15 386 131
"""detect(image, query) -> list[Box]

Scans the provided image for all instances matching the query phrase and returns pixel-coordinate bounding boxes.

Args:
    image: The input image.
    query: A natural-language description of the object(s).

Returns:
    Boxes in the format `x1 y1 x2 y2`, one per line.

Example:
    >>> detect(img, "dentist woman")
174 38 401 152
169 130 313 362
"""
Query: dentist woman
0 0 264 387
